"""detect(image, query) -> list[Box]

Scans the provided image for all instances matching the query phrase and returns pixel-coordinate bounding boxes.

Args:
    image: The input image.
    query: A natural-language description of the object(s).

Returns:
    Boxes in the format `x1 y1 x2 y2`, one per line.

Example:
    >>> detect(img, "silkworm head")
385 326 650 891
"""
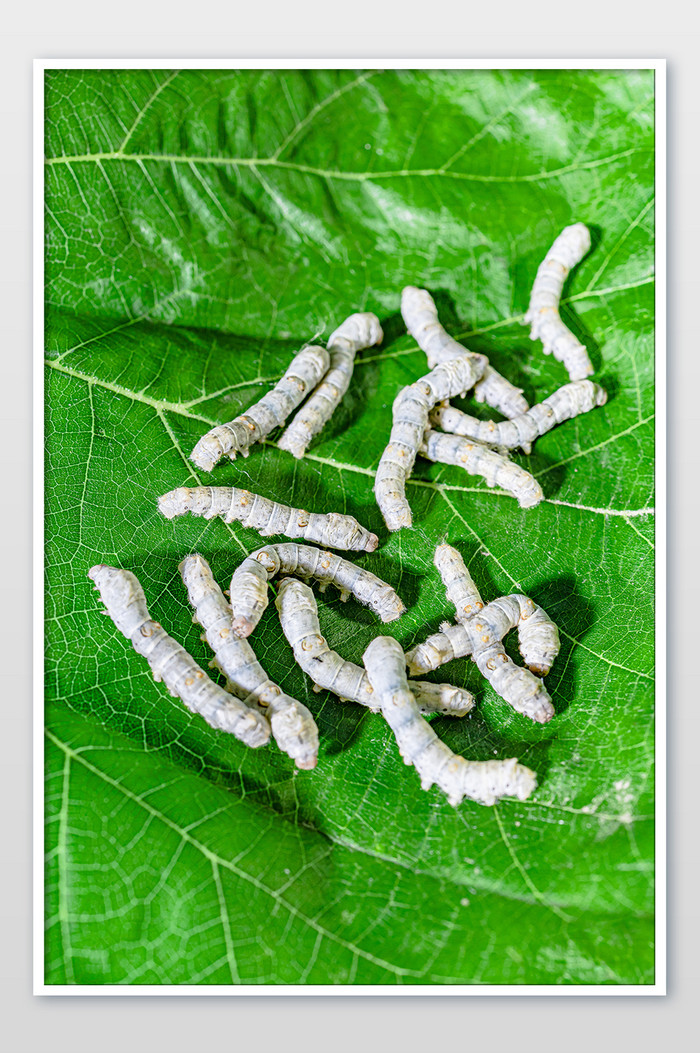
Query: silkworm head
255 549 280 575
158 490 186 519
231 615 255 638
88 564 143 611
190 435 222 473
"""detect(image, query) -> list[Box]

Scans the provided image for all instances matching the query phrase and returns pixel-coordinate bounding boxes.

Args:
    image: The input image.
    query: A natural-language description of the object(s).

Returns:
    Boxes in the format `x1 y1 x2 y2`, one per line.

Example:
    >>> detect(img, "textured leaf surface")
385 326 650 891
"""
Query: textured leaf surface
44 68 655 986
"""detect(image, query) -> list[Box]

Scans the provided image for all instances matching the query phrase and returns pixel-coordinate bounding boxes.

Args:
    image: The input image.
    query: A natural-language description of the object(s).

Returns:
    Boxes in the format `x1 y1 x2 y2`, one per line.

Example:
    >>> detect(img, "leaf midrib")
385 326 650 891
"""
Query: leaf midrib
44 146 645 185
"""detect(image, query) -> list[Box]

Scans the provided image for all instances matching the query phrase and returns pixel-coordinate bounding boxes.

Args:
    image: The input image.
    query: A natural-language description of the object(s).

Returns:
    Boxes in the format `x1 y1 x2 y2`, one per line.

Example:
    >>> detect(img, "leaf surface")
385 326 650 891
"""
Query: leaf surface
44 67 655 986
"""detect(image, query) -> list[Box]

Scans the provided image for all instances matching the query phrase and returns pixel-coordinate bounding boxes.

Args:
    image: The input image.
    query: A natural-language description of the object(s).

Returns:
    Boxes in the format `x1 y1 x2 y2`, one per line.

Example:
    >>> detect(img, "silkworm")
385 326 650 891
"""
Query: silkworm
431 380 607 451
87 564 270 747
158 486 378 553
277 312 383 459
432 544 557 723
190 344 330 471
275 577 474 717
229 543 406 638
420 430 544 508
179 554 319 769
374 355 488 531
524 223 594 381
362 636 537 807
401 284 526 421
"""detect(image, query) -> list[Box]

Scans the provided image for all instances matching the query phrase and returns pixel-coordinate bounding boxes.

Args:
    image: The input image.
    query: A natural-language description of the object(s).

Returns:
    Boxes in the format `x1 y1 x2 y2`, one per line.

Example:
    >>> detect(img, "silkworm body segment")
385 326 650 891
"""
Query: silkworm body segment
229 543 406 638
472 365 530 420
431 380 607 451
401 282 530 434
374 354 487 531
432 545 557 723
275 577 474 717
421 430 544 508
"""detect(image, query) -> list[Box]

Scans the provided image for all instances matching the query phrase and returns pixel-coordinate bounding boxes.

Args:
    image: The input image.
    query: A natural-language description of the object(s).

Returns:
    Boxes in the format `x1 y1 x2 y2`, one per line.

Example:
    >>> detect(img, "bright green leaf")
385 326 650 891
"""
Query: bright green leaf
44 67 655 986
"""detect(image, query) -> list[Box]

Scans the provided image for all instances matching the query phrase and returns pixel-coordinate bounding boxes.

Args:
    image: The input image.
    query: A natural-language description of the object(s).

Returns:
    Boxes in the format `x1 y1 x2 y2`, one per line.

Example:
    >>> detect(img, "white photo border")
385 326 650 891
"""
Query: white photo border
34 56 666 996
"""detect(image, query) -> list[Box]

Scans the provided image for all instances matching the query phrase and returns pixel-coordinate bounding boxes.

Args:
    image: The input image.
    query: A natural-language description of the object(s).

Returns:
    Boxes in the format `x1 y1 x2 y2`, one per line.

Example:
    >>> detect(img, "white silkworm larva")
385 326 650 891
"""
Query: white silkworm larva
374 354 488 531
431 380 607 452
403 543 479 674
524 223 594 381
229 543 406 638
466 600 554 723
433 545 555 723
179 554 319 770
274 577 474 717
190 344 330 471
420 430 544 508
87 564 270 748
158 486 378 553
277 312 383 459
362 636 537 807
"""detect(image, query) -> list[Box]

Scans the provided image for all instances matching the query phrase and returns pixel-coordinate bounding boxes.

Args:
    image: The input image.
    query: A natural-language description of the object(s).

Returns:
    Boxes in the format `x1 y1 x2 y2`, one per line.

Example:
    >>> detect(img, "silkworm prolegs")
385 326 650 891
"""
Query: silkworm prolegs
405 545 559 724
363 636 537 807
87 565 270 747
159 486 378 553
180 554 319 769
275 577 474 718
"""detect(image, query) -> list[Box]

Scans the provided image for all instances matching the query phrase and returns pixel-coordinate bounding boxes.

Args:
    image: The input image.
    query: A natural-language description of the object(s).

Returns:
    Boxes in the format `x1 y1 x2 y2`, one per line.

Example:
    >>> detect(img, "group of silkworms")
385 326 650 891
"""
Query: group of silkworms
90 223 607 808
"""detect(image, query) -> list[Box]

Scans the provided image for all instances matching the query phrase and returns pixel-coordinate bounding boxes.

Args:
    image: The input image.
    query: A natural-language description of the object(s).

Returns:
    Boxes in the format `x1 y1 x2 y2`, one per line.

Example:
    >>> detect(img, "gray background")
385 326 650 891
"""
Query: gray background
2 3 696 1050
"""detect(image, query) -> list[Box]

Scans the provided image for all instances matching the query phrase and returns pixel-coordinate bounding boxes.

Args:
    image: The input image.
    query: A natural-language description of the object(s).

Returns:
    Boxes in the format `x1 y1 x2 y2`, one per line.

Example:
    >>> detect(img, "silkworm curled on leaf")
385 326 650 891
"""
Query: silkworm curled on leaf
229 543 406 638
362 636 537 807
432 544 557 723
158 486 378 553
275 577 474 717
190 344 330 471
179 554 319 769
431 380 607 452
524 223 594 381
374 354 488 531
277 312 383 459
420 430 544 508
87 564 270 747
